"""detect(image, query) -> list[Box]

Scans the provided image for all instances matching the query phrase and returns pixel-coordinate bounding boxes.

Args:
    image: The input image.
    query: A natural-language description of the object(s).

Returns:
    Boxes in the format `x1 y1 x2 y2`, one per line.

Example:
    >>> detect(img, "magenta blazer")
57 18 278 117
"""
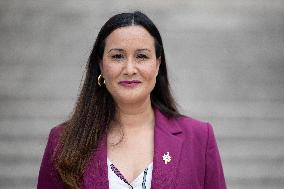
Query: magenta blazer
38 108 227 189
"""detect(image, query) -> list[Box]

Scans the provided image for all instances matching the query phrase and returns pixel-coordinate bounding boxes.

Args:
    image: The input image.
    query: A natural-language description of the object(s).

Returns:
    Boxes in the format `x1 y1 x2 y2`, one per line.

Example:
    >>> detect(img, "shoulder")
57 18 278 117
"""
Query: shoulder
176 115 211 131
46 122 67 153
174 115 214 141
49 122 66 137
38 122 69 188
155 108 213 140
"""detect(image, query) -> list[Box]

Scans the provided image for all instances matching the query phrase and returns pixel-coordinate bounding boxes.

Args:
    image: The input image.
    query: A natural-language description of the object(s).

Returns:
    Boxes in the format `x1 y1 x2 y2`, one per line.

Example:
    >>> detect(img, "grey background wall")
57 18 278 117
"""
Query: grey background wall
0 0 284 188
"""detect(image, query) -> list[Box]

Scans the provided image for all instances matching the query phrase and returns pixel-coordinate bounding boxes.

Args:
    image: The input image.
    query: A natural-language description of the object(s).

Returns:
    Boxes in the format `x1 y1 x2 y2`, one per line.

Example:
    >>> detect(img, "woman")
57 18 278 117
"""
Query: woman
38 11 227 189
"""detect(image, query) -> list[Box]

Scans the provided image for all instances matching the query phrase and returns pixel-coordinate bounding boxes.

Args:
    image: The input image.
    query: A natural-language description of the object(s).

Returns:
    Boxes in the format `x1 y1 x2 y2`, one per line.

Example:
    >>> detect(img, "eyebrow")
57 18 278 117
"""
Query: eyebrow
107 48 151 53
108 48 124 53
137 49 151 52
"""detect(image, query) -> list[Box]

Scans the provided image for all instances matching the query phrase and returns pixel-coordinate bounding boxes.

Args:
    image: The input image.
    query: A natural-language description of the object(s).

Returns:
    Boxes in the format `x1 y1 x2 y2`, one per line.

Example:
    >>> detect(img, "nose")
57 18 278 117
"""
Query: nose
123 58 137 76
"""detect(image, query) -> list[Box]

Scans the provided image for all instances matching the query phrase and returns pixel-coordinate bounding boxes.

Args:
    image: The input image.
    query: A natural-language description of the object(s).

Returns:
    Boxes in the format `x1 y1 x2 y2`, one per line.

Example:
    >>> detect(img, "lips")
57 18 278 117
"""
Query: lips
118 80 141 88
119 80 141 84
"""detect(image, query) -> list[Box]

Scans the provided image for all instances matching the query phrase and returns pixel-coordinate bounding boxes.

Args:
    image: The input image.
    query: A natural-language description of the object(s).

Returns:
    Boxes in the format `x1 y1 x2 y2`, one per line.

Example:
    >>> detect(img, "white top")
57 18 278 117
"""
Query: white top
107 158 153 189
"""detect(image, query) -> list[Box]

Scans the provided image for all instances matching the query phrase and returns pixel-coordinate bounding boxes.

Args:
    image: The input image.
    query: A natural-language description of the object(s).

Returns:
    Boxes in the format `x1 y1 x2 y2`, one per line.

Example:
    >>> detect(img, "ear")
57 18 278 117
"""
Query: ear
155 57 161 76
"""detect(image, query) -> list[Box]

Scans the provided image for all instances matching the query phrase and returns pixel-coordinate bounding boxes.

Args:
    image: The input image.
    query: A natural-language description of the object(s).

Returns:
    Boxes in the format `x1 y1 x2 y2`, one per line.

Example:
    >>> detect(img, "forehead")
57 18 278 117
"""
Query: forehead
104 25 155 50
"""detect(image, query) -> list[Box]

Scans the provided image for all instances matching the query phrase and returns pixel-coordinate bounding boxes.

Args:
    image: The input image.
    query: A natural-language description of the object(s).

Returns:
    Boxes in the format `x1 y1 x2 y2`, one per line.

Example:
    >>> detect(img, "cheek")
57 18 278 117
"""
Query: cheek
102 63 120 80
141 63 159 81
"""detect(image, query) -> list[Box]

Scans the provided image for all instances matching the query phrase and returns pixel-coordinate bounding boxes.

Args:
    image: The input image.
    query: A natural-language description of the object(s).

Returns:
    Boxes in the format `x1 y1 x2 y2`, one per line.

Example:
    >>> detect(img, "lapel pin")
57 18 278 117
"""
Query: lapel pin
162 152 171 164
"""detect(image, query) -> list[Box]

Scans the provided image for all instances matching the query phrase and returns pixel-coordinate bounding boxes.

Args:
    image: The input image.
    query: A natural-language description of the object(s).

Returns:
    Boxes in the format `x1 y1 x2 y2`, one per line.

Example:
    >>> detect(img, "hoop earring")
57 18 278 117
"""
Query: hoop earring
97 74 105 87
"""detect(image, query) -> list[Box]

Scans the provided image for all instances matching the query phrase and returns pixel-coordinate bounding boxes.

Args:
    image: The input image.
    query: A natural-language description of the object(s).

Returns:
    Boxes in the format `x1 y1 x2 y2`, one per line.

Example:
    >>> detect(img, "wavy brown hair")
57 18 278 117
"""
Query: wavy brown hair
54 11 181 189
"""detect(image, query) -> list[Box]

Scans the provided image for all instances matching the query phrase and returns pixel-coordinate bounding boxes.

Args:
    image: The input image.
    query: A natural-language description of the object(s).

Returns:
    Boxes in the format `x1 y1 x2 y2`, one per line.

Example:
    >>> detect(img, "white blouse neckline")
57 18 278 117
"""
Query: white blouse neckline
107 157 153 188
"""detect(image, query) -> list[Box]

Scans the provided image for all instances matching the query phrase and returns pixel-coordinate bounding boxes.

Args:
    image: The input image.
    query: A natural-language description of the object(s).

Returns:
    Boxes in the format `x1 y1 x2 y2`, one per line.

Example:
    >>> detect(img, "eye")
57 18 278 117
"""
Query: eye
111 54 124 60
136 54 148 60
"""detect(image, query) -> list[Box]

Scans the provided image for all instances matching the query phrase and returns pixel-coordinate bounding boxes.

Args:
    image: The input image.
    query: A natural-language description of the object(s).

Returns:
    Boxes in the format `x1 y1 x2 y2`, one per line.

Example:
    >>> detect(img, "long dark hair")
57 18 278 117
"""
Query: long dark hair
54 11 181 189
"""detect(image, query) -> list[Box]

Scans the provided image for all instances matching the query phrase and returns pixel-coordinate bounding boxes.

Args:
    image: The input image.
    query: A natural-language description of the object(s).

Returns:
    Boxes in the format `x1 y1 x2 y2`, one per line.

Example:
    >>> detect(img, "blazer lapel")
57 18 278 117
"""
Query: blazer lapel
82 108 184 189
83 133 108 189
151 109 184 189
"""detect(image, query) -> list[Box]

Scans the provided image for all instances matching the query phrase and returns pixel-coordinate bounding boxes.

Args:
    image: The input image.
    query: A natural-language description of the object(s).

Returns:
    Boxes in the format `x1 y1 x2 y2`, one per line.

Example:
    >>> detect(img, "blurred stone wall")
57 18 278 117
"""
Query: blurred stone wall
0 0 283 188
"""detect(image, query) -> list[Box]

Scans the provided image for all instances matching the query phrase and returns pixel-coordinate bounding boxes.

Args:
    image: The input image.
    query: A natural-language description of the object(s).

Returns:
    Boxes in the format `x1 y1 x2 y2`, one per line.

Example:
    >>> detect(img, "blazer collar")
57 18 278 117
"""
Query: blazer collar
83 107 184 189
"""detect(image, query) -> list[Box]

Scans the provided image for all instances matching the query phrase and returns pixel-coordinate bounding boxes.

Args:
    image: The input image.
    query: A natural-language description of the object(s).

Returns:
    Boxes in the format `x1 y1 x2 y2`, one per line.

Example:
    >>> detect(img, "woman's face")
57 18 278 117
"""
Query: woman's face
100 25 161 105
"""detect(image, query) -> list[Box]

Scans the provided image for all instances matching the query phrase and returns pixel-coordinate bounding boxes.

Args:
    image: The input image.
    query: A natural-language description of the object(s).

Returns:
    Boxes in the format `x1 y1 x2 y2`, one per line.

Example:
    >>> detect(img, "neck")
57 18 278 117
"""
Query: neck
114 97 155 131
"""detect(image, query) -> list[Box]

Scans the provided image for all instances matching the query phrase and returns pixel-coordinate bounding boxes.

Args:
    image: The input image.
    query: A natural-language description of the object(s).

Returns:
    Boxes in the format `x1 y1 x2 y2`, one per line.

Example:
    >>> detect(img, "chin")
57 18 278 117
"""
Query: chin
116 94 149 105
119 97 142 104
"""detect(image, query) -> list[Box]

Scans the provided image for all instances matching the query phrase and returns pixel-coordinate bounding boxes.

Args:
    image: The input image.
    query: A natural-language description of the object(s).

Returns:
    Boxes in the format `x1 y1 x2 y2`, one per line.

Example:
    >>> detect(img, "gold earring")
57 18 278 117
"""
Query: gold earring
97 74 105 87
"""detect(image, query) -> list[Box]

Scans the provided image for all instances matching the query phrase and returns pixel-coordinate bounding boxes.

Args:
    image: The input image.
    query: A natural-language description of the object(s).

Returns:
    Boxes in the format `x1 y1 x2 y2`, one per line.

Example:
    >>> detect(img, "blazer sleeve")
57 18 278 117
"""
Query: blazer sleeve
37 127 67 189
204 123 227 189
